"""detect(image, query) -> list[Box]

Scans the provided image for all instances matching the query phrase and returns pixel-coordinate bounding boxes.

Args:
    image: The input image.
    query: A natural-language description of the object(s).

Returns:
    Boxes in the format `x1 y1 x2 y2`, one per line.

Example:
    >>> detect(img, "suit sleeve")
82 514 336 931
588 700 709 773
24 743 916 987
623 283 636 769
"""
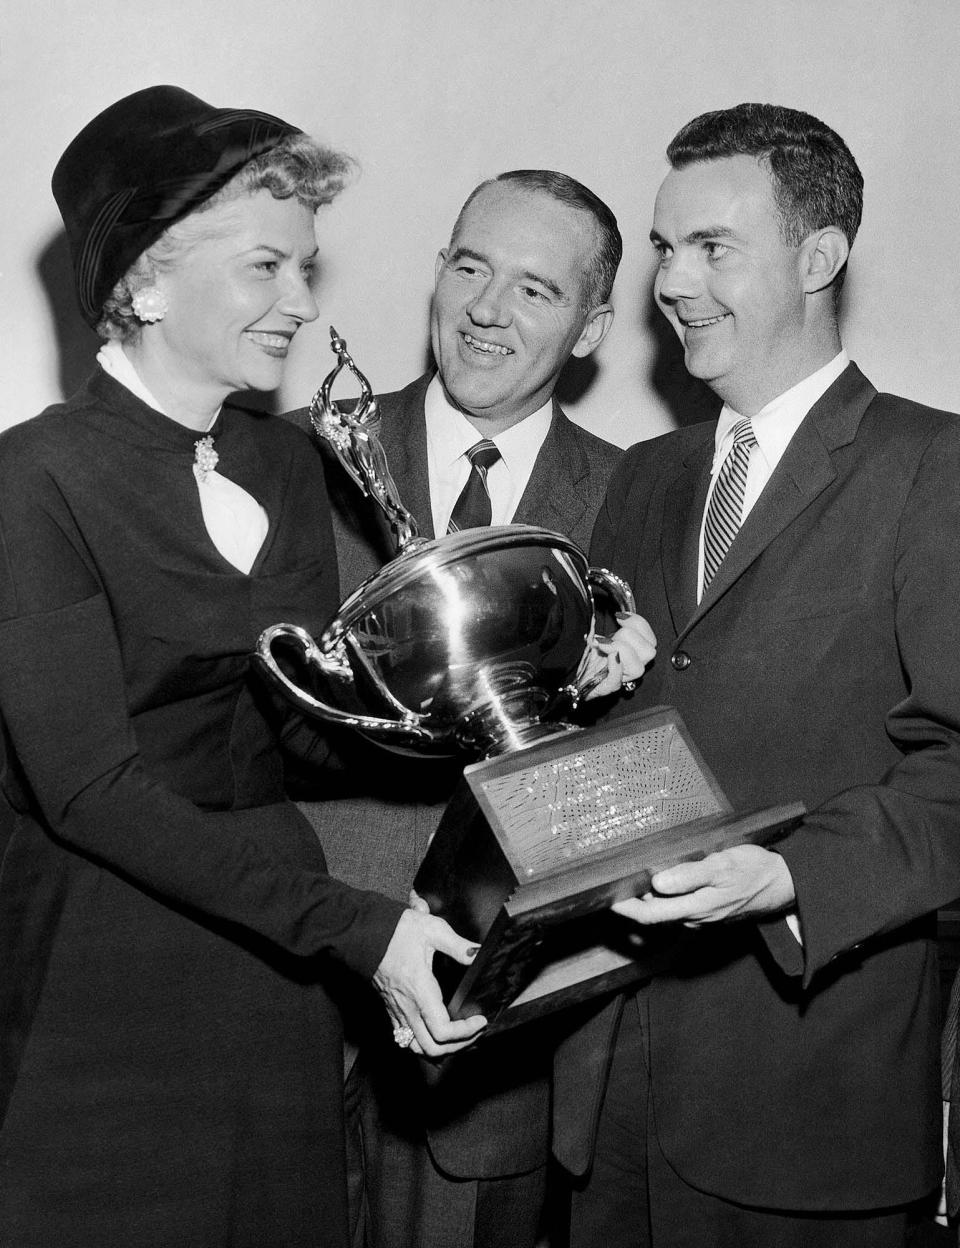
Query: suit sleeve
0 447 404 981
775 420 960 986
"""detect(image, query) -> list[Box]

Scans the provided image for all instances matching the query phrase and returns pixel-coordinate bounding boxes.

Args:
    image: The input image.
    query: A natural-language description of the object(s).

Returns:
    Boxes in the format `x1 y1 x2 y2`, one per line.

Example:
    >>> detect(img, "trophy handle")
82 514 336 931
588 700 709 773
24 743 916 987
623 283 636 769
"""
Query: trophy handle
255 622 434 744
586 566 636 615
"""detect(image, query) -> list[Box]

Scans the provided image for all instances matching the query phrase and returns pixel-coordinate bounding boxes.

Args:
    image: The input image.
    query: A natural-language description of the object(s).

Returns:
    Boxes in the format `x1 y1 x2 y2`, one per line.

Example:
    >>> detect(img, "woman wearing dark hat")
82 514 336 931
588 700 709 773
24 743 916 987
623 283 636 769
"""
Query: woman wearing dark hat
0 86 484 1247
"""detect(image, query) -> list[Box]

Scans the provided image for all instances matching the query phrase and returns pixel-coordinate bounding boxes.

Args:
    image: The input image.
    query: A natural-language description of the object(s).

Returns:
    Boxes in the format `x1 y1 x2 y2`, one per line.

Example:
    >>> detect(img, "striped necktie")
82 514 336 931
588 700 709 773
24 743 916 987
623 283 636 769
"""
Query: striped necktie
447 439 502 532
702 418 757 590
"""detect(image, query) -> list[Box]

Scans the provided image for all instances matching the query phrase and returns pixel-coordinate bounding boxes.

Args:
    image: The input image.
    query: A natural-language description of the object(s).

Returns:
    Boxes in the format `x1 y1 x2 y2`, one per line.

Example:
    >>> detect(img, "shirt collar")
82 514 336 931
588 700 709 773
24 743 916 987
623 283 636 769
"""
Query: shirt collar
714 350 849 469
423 374 553 472
97 339 169 414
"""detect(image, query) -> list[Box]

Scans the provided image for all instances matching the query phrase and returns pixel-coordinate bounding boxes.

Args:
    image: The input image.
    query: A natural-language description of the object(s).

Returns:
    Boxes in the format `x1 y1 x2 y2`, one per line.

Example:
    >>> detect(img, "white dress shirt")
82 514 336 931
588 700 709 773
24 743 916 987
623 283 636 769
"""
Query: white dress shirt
697 351 850 602
97 340 268 574
423 374 553 536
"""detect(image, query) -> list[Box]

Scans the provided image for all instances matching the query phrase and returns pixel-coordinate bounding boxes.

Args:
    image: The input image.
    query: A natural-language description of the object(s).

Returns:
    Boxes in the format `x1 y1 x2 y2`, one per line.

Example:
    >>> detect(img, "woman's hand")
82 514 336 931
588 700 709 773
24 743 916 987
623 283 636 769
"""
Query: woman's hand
579 611 657 700
373 908 487 1057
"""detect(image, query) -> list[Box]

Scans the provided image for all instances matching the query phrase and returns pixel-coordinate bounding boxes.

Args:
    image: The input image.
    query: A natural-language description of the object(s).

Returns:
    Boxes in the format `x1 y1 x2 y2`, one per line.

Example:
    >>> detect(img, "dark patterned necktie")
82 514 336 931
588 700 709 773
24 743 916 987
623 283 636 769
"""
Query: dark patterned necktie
447 440 502 533
702 418 757 590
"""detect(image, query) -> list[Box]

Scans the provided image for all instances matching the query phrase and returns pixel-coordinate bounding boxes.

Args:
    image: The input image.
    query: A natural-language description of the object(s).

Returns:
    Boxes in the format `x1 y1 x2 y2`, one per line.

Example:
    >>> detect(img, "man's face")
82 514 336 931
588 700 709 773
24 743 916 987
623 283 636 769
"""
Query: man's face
650 155 810 415
431 184 608 433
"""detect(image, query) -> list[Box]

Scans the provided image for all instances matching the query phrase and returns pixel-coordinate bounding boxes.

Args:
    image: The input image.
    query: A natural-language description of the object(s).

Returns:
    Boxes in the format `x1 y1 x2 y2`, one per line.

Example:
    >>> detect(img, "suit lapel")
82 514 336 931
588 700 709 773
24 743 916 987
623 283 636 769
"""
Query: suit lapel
660 439 714 632
380 373 436 540
679 363 878 639
513 402 589 536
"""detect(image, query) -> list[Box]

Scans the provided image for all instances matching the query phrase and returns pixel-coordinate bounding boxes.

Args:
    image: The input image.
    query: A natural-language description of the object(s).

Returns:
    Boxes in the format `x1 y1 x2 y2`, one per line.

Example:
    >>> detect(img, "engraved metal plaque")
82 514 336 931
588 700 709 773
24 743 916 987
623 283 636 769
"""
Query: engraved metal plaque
471 714 728 874
414 706 804 1033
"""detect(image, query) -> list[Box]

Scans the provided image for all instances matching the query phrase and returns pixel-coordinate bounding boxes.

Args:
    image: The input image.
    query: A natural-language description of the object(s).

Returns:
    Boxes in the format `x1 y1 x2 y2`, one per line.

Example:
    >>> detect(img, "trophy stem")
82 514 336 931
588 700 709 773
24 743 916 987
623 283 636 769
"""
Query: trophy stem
457 688 583 757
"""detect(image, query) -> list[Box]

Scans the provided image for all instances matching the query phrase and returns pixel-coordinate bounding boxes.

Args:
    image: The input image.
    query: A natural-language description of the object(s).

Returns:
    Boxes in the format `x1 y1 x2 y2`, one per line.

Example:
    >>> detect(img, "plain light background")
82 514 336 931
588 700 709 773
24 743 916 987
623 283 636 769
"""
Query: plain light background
2 1 958 446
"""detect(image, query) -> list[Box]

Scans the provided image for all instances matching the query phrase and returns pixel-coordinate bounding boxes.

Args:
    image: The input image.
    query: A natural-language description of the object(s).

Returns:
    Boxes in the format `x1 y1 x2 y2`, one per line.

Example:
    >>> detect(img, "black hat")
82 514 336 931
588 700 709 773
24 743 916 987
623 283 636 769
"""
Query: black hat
52 85 301 326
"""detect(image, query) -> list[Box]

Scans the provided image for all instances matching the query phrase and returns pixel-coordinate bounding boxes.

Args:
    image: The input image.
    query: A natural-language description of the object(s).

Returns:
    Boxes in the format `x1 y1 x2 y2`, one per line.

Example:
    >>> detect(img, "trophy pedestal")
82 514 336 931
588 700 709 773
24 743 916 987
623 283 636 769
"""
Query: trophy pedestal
414 706 804 1034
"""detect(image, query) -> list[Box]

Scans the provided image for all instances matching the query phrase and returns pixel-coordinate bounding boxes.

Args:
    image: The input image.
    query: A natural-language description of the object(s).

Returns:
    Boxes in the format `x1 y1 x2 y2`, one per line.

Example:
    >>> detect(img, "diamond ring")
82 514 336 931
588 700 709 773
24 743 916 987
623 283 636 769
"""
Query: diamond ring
393 1025 415 1049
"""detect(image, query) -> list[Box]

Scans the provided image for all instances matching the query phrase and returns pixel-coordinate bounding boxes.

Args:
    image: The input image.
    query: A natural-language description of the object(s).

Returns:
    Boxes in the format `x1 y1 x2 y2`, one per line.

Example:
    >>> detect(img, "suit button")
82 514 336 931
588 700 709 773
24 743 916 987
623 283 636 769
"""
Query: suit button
671 651 692 671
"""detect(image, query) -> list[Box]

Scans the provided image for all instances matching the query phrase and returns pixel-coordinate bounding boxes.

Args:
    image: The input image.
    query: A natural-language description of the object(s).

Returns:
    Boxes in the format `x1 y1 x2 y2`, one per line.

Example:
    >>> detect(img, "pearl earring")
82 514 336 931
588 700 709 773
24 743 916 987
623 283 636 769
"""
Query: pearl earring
131 286 168 323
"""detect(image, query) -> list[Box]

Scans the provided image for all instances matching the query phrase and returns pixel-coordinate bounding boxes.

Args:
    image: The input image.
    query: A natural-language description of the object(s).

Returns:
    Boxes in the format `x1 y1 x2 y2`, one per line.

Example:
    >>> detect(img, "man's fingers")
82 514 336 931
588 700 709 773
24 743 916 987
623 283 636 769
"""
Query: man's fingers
612 892 706 926
650 858 719 894
615 610 657 650
408 887 430 913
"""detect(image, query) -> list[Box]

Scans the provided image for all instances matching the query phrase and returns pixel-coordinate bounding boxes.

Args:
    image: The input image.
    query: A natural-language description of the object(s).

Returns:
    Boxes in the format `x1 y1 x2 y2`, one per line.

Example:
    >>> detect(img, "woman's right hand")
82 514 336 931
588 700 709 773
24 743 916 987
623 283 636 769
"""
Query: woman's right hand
372 908 487 1057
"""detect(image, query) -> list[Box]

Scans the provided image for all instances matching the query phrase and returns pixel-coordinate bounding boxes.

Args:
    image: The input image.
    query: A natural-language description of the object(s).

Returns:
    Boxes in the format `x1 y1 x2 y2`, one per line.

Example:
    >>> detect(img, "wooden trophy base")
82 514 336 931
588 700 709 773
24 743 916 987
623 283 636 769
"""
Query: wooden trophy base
414 706 804 1034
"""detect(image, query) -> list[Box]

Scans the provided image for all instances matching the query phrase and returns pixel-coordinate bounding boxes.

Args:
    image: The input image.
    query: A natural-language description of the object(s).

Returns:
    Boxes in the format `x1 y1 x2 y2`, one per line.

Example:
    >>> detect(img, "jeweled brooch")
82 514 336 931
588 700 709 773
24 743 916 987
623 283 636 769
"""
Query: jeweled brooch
194 435 219 483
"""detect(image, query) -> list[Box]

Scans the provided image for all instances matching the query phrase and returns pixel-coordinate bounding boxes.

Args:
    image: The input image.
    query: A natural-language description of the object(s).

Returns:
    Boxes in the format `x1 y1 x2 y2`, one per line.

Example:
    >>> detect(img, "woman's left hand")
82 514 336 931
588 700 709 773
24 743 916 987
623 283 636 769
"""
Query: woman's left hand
372 908 487 1057
579 611 657 700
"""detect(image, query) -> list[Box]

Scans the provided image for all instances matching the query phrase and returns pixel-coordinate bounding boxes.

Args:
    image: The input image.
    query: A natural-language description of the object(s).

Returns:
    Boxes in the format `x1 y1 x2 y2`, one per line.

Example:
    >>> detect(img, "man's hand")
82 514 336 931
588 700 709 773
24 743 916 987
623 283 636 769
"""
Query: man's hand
581 611 657 700
373 908 486 1057
613 844 796 927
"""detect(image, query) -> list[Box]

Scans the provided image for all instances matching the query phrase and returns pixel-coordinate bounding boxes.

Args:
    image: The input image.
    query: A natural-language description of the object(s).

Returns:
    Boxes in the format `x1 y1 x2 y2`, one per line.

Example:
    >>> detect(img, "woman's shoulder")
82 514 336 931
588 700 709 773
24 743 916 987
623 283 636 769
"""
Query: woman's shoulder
225 401 321 469
0 387 97 473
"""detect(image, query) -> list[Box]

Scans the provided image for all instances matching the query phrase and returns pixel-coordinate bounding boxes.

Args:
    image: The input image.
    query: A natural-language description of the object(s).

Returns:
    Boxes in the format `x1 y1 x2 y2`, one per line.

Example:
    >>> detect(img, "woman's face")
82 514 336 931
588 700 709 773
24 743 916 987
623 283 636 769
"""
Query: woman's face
149 190 320 400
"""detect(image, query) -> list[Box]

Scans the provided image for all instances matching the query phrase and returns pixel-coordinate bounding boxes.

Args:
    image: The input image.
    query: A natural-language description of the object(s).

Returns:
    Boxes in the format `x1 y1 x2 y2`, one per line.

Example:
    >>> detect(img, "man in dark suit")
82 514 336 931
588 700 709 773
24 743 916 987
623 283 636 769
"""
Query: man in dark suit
555 104 960 1247
289 170 624 1248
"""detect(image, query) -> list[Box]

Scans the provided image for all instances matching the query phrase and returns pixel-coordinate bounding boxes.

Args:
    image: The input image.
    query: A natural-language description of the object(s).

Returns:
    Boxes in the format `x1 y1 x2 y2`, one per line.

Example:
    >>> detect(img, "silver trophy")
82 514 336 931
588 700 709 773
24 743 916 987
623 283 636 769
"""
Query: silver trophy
256 327 634 758
256 331 804 1031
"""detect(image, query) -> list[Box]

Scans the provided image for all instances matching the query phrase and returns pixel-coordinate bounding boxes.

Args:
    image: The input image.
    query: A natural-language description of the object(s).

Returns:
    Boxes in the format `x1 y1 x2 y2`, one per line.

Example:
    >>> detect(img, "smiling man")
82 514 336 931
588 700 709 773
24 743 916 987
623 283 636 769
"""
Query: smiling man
287 170 623 1248
553 104 960 1247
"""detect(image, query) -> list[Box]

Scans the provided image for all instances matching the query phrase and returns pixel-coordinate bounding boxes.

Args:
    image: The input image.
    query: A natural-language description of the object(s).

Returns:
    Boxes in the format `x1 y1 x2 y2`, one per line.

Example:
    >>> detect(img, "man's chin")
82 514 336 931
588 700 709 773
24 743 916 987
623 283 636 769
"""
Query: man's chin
442 379 507 422
682 343 723 384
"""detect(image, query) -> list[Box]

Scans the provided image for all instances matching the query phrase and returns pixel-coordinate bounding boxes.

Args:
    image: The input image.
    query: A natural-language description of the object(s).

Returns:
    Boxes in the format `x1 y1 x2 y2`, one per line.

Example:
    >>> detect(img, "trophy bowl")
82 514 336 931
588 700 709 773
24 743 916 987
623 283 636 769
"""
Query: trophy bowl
257 522 632 758
256 328 632 760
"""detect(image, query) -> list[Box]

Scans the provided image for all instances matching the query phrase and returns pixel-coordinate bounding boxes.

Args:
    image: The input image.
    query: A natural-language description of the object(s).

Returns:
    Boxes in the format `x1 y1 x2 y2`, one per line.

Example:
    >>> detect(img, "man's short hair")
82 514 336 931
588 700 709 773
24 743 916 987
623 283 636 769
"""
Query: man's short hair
450 169 622 310
667 103 863 292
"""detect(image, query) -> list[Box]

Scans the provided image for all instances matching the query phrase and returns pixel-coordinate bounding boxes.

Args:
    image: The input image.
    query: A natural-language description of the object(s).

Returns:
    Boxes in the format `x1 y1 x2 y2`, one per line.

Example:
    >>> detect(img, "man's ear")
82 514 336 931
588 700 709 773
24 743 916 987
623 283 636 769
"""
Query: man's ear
434 249 448 284
801 227 849 295
571 305 614 358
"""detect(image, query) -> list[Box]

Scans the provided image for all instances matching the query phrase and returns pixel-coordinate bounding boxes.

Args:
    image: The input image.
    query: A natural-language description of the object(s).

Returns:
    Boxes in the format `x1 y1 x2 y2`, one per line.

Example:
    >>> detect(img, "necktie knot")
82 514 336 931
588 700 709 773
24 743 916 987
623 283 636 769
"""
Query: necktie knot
465 439 501 472
730 418 757 450
447 440 502 532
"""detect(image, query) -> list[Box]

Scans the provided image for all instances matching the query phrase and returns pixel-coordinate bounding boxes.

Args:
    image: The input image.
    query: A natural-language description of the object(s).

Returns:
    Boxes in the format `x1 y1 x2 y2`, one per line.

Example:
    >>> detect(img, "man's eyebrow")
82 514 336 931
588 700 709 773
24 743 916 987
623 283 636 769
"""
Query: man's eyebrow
518 269 567 301
446 246 489 267
446 246 567 301
649 226 738 246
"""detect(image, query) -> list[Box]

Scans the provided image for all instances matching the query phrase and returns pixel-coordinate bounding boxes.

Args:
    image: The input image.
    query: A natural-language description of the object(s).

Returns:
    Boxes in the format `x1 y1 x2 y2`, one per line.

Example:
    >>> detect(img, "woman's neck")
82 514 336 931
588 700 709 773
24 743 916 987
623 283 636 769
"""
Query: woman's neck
123 339 224 432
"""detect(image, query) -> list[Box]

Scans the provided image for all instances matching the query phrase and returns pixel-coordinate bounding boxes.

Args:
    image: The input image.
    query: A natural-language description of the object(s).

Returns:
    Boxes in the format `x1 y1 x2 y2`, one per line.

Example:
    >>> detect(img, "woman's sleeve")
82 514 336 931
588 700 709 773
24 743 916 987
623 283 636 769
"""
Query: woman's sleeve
0 442 404 980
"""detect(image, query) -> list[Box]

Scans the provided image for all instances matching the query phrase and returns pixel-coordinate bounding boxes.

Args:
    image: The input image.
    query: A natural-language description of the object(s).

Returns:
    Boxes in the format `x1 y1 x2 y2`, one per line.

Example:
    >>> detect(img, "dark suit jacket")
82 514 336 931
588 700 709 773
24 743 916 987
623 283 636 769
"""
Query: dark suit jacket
286 371 622 1178
554 363 960 1211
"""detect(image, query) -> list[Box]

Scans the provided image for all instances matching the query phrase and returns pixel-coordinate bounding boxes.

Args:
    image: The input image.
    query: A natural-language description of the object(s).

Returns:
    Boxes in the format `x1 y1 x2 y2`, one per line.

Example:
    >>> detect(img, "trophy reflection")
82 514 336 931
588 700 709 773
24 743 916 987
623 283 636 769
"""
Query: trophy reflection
256 330 804 1033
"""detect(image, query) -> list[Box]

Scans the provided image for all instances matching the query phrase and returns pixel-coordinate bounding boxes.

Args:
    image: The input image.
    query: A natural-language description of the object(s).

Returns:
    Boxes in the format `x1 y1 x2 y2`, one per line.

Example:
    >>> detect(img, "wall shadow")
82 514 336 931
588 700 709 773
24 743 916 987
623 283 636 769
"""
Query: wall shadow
37 229 100 401
643 295 720 430
554 352 599 407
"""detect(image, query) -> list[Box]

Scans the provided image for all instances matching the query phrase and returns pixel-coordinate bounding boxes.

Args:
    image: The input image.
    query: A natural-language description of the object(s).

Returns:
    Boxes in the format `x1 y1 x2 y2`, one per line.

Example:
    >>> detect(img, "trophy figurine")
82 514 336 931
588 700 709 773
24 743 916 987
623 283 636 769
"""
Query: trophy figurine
256 330 804 1032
